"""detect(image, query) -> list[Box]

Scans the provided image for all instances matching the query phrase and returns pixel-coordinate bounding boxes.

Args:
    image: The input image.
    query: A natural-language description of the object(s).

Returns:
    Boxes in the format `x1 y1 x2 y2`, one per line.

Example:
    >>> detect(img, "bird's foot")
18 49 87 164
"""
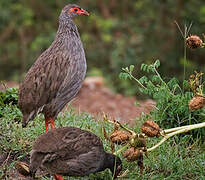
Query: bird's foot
54 174 64 180
45 117 55 132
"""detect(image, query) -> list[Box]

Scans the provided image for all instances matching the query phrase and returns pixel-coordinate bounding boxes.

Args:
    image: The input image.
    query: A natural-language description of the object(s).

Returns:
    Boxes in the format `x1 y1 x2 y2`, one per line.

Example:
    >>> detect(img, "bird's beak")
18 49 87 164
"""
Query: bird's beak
78 9 89 16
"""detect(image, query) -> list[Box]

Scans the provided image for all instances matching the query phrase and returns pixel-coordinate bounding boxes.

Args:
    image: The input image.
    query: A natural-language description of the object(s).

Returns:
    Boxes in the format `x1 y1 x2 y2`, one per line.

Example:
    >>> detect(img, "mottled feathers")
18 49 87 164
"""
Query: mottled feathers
29 127 118 177
18 4 87 126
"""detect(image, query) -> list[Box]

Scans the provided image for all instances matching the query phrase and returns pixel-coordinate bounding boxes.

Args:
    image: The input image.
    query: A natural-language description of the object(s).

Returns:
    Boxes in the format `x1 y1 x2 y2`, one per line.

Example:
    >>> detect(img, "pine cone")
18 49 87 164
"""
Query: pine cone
189 96 205 111
110 130 130 144
141 120 161 137
186 35 203 49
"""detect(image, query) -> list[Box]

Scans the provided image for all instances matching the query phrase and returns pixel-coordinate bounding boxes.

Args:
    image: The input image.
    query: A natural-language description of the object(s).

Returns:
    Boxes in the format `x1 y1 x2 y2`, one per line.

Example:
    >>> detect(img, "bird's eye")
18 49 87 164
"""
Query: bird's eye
74 8 78 12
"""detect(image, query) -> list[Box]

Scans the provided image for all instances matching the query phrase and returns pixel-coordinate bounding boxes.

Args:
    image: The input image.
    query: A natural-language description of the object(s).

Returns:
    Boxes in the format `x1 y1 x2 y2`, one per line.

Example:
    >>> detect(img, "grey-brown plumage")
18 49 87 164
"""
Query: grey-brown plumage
18 4 89 129
30 127 122 178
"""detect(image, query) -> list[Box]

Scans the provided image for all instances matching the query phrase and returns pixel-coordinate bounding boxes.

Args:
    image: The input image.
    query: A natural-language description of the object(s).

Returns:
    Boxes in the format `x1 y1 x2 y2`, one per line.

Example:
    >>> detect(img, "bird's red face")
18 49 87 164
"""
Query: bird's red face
70 7 89 16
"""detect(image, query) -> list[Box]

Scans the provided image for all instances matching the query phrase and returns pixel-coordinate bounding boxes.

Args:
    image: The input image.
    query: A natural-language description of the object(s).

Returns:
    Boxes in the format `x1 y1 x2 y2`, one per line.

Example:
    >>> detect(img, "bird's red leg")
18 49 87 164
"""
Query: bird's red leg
45 117 55 132
54 174 64 180
50 118 55 129
45 120 49 132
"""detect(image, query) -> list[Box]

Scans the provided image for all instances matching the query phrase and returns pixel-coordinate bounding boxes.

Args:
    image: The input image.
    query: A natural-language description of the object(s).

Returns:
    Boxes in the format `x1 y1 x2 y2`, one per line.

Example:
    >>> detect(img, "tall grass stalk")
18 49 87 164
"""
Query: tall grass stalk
174 21 193 91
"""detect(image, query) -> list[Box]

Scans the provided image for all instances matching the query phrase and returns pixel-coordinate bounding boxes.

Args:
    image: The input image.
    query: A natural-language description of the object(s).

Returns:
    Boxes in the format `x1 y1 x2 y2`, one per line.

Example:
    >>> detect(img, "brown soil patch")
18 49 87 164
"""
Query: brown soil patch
1 77 155 126
71 77 155 126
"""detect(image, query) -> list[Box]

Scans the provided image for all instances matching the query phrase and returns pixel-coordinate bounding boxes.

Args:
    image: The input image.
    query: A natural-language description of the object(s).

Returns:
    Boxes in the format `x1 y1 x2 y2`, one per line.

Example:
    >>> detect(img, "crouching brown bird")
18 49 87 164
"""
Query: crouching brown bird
30 127 122 180
18 4 89 132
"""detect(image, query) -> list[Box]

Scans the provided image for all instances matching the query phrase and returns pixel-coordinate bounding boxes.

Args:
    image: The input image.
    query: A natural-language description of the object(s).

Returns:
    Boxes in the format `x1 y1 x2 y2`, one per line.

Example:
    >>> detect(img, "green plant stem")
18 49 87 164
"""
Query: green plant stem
147 121 205 152
153 67 167 88
127 72 147 90
114 143 130 155
163 125 191 134
183 34 187 91
116 121 136 136
152 66 174 95
105 118 136 136
163 121 205 134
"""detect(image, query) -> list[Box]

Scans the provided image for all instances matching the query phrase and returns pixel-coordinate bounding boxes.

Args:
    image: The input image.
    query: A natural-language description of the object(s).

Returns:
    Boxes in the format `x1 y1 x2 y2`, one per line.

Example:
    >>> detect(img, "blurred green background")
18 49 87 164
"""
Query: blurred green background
0 0 205 96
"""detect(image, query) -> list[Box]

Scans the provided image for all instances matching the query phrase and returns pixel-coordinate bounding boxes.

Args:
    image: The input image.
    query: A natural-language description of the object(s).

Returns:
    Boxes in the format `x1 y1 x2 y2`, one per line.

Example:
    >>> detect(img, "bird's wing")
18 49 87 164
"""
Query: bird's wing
18 46 77 114
32 127 75 153
32 128 105 176
41 147 104 176
32 127 103 154
61 128 103 155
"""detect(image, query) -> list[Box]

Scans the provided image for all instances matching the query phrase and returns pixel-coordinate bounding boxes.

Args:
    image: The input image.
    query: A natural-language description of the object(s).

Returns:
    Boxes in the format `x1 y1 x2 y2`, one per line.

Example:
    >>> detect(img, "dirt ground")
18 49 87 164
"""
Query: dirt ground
0 77 155 179
71 77 155 126
1 77 155 126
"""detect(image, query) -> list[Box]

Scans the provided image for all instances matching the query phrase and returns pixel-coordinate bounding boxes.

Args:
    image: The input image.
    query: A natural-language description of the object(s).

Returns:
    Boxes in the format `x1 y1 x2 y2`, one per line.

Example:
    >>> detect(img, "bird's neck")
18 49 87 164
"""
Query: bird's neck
56 18 79 38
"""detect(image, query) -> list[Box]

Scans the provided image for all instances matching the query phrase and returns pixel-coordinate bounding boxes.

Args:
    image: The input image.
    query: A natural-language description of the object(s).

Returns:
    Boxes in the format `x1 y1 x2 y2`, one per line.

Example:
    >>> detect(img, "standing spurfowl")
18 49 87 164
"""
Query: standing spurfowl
18 4 89 132
30 127 122 179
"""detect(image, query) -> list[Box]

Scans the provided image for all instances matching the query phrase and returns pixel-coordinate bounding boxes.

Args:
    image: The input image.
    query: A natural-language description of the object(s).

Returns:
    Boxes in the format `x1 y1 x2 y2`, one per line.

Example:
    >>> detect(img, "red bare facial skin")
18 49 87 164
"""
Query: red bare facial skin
70 8 89 16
